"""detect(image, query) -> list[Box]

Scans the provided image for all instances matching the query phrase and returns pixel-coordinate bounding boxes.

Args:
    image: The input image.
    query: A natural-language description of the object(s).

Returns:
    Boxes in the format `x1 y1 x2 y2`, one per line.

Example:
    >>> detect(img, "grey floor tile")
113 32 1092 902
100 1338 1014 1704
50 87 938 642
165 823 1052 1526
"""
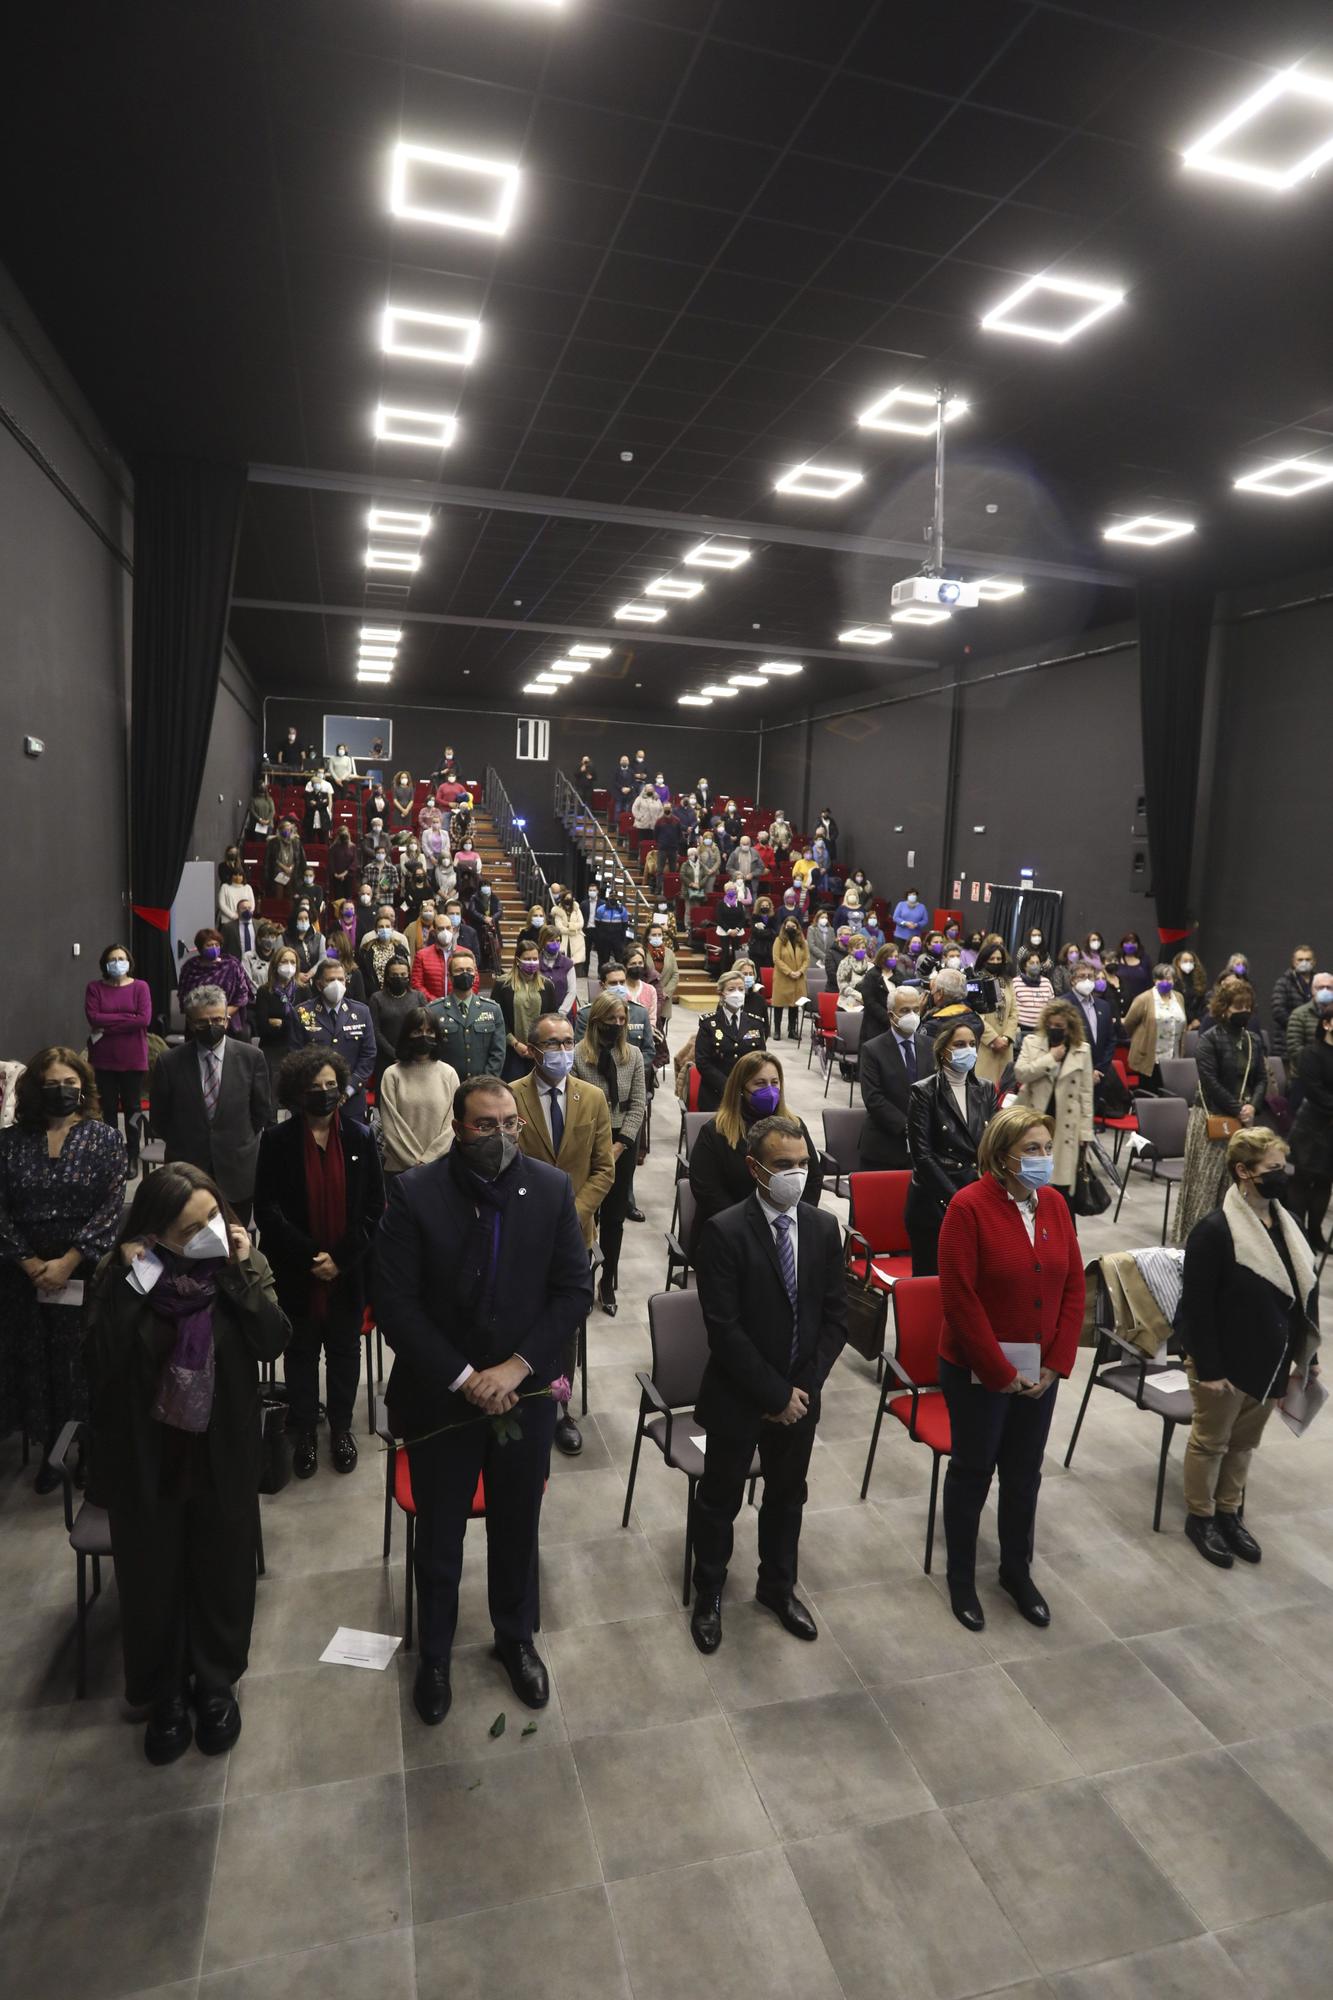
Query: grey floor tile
0 1702 67 1839
954 1572 1119 1663
1100 1748 1333 1928
203 1773 408 1973
792 1502 914 1591
814 1576 996 1685
0 1593 124 1710
1005 1641 1216 1775
224 1661 403 1798
876 1664 1079 1806
949 1779 1201 1973
406 1746 599 1923
414 1883 630 1999
1130 1620 1333 1745
545 1612 717 1739
1046 1934 1251 1999
786 1811 1036 2000
30 1693 229 1832
0 1802 220 1998
1039 1531 1222 1640
574 1712 774 1880
698 1596 862 1710
253 1488 389 1578
537 1467 631 1544
1241 1602 1333 1701
1232 1722 1333 1860
610 1847 843 2000
397 1639 569 1767
731 1690 933 1837
549 1417 618 1474
1216 1898 1333 1999
538 1531 676 1630
197 1928 415 1999
245 1565 398 1678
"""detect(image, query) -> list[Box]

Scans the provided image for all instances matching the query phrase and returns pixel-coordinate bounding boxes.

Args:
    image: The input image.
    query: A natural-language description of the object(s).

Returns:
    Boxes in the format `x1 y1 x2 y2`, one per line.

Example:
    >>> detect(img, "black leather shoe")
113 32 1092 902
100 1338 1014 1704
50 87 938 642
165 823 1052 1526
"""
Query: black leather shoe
1185 1514 1234 1568
413 1657 453 1726
194 1692 241 1756
998 1568 1051 1627
553 1413 583 1456
330 1429 358 1475
144 1693 192 1766
492 1637 549 1709
755 1587 818 1640
599 1283 618 1318
1215 1511 1262 1563
690 1590 723 1655
627 1205 646 1223
948 1581 986 1632
292 1430 318 1479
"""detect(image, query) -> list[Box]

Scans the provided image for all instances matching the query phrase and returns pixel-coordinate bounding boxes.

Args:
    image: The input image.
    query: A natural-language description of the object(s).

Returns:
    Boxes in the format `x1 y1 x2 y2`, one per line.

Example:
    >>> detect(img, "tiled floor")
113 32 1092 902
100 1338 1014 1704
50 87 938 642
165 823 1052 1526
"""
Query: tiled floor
3 1003 1333 1998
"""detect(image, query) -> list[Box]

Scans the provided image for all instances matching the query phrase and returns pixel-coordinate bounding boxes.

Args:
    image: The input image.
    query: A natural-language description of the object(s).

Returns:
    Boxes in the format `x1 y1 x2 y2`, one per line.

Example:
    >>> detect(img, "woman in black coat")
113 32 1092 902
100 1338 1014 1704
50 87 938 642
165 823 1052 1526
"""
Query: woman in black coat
1177 1126 1319 1568
904 1020 998 1275
253 1046 385 1479
83 1161 289 1764
688 1050 823 1255
493 959 559 1082
1289 1007 1333 1249
860 945 899 1043
693 971 767 1112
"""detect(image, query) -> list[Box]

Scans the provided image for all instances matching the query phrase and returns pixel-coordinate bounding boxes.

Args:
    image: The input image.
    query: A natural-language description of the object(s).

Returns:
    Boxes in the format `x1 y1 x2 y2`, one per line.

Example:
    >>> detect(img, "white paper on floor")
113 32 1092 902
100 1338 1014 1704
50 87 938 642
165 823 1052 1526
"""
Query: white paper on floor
320 1627 402 1670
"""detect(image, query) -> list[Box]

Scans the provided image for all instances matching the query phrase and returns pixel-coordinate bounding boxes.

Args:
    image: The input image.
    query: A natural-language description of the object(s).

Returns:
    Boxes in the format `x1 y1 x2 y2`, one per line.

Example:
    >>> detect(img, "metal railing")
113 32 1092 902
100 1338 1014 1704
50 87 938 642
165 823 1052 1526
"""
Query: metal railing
553 769 655 929
483 766 549 912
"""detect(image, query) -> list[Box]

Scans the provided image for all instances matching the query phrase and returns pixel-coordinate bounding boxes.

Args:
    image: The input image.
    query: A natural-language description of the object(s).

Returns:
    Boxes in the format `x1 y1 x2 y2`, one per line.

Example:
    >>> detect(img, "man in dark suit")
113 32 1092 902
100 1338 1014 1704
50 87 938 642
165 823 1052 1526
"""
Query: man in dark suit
149 985 269 1225
220 895 260 966
859 984 929 1171
690 1116 848 1655
1068 960 1117 1093
375 1078 593 1726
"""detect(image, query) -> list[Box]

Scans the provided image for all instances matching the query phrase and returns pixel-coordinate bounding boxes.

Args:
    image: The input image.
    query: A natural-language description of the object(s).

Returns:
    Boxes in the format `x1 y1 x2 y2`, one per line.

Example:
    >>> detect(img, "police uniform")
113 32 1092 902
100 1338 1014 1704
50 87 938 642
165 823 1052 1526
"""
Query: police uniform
693 1004 767 1113
294 996 378 1119
425 991 506 1079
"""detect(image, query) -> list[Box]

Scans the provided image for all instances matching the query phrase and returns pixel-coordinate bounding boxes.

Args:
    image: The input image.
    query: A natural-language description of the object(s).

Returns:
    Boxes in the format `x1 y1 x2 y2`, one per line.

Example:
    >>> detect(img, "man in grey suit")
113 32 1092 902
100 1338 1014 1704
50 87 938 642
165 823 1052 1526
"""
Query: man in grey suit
149 985 270 1225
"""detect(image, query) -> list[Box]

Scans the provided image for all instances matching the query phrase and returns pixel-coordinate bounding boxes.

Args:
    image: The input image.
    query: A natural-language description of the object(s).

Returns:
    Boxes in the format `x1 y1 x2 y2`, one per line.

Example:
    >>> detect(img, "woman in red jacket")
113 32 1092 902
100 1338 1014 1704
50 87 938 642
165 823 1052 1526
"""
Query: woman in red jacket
937 1104 1085 1635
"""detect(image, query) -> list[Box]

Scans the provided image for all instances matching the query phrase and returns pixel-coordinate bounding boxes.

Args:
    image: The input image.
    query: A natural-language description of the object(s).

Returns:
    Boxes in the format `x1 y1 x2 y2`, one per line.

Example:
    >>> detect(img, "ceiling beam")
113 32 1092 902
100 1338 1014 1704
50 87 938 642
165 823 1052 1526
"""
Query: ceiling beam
246 462 1130 590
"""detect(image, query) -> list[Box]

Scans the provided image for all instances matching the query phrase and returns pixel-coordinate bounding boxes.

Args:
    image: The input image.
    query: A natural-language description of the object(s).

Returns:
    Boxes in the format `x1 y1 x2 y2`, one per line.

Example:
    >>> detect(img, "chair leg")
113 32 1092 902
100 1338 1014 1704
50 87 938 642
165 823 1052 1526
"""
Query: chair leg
621 1407 646 1527
366 1345 375 1435
255 1501 265 1578
682 1479 695 1606
91 1553 102 1599
1153 1420 1174 1532
383 1445 396 1559
1063 1338 1104 1469
579 1319 588 1416
1113 1163 1129 1223
860 1382 891 1501
1161 1183 1172 1246
76 1552 88 1699
924 1453 941 1576
404 1515 415 1652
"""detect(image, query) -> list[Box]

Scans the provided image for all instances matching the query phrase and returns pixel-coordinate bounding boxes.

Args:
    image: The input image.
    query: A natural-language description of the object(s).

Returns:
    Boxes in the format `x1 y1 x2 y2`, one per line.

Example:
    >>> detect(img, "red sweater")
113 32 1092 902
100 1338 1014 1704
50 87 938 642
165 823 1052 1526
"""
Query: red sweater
938 1172 1085 1391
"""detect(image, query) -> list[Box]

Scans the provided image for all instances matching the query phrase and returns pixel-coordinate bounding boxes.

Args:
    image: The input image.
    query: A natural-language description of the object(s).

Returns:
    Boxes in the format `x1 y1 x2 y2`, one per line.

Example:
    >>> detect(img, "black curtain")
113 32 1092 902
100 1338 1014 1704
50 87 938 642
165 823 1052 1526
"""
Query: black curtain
988 884 1063 958
1137 578 1215 947
129 458 246 1025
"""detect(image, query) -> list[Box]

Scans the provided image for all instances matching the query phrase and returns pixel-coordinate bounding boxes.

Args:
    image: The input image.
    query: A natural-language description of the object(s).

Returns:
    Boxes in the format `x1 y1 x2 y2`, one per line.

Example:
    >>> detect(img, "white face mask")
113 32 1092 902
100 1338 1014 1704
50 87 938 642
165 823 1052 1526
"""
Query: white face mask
896 1012 920 1036
758 1164 807 1212
722 989 745 1011
180 1213 229 1262
322 979 346 1007
1074 979 1095 997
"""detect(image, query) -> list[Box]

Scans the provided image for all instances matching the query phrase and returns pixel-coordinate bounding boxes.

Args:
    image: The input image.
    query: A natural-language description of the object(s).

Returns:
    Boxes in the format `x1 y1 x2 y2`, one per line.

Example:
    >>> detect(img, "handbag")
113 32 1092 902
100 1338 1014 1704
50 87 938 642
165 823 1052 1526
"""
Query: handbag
842 1261 890 1363
1073 1144 1112 1217
258 1396 293 1495
1201 1034 1252 1142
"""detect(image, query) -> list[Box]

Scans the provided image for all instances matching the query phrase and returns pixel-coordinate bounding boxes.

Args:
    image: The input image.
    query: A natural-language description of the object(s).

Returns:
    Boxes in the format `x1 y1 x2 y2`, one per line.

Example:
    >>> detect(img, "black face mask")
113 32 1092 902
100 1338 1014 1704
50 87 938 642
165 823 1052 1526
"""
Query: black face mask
304 1085 340 1115
1229 1010 1252 1030
192 1021 227 1048
40 1080 82 1115
451 971 475 993
1252 1167 1288 1199
386 973 410 993
597 1025 620 1045
405 1039 437 1060
458 1132 516 1180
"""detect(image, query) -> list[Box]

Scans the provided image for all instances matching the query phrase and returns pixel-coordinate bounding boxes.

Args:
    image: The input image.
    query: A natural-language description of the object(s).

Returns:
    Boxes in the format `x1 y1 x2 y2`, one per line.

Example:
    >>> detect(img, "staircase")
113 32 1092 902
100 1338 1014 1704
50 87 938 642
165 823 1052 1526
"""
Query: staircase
470 806 525 969
558 792 716 1010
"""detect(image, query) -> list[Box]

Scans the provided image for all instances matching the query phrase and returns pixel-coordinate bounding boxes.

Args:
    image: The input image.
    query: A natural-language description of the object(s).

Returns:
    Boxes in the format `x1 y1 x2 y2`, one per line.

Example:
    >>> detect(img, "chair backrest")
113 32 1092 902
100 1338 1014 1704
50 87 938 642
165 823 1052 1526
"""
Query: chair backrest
836 1010 864 1053
1182 1028 1200 1057
1267 1055 1287 1095
1132 1094 1189 1158
760 967 774 1000
806 967 825 1000
682 1111 711 1158
1158 1056 1199 1099
686 1064 701 1110
822 1105 866 1172
675 1180 697 1253
892 1277 944 1389
848 1170 911 1254
817 991 839 1032
647 1288 712 1408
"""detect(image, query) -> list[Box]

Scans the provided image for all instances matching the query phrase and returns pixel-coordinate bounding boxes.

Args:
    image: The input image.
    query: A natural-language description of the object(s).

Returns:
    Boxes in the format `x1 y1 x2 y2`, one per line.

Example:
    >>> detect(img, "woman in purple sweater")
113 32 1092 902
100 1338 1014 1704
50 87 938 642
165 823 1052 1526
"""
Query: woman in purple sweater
84 943 152 1173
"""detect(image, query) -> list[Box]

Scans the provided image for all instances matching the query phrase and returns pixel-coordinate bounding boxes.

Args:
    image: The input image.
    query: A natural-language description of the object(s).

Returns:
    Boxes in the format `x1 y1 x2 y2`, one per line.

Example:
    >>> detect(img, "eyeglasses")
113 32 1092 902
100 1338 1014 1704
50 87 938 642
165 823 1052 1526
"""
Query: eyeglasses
465 1117 525 1137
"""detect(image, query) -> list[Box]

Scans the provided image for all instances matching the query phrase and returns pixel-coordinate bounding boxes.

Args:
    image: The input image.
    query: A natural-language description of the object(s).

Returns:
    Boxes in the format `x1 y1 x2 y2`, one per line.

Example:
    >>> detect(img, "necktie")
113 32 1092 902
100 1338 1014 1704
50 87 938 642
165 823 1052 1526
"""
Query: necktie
774 1213 799 1370
549 1085 565 1154
203 1050 221 1120
900 1033 917 1081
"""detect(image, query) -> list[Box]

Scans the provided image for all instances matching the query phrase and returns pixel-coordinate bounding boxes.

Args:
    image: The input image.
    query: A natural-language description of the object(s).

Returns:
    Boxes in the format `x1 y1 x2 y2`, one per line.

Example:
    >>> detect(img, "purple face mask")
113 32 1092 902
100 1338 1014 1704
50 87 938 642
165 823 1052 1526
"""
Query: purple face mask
1233 961 1248 976
853 950 867 963
929 940 944 956
1156 979 1174 995
203 944 220 959
748 1082 781 1117
724 890 737 905
1094 977 1107 994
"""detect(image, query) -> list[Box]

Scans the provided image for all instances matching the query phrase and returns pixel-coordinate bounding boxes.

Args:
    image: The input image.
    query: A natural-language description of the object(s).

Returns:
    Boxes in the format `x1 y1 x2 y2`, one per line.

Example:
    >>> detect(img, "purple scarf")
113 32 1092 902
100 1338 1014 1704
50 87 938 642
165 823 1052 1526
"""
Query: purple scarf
447 1145 521 1333
147 1259 219 1433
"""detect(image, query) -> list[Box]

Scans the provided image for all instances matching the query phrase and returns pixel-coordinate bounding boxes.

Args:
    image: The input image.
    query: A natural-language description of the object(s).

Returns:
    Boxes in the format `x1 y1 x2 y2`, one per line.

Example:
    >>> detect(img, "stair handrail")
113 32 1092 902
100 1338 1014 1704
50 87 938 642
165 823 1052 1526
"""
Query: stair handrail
553 770 656 929
483 766 549 914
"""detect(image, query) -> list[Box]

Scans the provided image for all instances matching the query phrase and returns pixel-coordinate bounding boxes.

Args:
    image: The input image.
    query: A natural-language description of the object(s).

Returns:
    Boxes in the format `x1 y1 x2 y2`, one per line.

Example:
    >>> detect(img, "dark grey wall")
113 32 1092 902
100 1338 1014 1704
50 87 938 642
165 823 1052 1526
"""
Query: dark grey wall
0 262 133 1057
188 642 261 863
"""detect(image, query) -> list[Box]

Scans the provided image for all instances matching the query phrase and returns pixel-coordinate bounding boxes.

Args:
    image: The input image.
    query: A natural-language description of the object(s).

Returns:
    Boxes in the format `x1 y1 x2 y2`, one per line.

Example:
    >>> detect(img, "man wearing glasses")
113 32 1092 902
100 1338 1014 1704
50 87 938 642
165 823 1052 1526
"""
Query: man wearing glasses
375 1078 593 1727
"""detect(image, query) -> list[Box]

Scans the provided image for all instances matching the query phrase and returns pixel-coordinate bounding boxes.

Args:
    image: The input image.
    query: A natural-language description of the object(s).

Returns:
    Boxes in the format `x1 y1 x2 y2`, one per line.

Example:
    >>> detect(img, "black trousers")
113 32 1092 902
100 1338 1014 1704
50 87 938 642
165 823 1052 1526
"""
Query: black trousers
1287 1170 1332 1250
408 1393 557 1662
938 1356 1059 1587
770 1007 801 1038
95 1069 146 1167
284 1297 362 1432
908 1221 942 1276
107 1491 258 1705
598 1138 636 1287
692 1410 816 1596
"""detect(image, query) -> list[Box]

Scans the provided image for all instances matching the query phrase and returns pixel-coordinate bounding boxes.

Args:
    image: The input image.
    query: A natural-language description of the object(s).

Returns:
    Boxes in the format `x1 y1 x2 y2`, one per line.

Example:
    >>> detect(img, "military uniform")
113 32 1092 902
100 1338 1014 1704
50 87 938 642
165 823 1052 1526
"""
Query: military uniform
293 996 378 1118
425 990 506 1079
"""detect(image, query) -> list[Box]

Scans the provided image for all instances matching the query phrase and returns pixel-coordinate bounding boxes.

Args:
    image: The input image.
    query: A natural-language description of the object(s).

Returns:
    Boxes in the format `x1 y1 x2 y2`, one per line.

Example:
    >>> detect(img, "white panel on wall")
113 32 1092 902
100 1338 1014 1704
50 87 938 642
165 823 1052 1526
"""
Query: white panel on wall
516 717 549 761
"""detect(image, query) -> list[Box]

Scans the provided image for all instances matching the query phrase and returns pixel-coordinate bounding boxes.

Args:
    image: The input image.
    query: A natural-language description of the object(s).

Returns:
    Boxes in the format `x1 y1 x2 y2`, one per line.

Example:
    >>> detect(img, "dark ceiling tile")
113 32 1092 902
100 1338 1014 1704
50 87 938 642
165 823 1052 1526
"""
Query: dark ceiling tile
686 267 801 328
540 12 700 121
813 237 937 306
708 0 860 65
859 181 996 255
591 250 708 312
751 152 892 233
971 12 1147 125
908 105 1069 199
1015 131 1161 218
792 74 952 175
611 195 740 264
855 0 1034 96
714 216 842 287
639 126 778 210
672 40 829 147
528 97 659 191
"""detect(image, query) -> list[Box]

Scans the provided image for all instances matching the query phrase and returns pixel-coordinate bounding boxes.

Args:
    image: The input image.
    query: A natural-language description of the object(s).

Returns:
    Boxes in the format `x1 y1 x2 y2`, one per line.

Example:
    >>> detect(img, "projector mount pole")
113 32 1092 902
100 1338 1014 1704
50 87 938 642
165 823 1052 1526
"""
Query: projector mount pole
929 382 948 578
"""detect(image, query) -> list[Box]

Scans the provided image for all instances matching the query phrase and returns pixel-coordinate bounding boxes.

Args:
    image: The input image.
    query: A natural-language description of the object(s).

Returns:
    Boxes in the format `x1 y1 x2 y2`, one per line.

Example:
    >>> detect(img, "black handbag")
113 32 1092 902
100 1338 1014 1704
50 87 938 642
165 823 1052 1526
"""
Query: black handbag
843 1266 890 1363
258 1396 293 1495
1072 1145 1112 1217
1098 1066 1133 1119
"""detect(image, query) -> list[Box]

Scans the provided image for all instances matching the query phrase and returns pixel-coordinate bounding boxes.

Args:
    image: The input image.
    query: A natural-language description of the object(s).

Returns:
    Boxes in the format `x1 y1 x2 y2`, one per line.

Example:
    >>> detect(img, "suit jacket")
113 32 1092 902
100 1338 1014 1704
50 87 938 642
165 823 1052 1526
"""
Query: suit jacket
693 1005 767 1112
694 1195 848 1435
148 1038 270 1203
687 1116 823 1256
904 1070 998 1222
512 1071 615 1247
253 1112 386 1314
376 1152 593 1433
1069 993 1117 1075
220 916 261 963
858 1028 929 1171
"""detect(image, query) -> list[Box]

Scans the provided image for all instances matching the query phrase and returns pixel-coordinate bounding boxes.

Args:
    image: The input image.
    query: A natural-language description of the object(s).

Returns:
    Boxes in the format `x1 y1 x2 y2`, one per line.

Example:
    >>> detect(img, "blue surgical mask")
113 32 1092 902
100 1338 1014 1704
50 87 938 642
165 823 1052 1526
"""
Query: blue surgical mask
949 1048 977 1074
1017 1155 1056 1189
539 1047 575 1081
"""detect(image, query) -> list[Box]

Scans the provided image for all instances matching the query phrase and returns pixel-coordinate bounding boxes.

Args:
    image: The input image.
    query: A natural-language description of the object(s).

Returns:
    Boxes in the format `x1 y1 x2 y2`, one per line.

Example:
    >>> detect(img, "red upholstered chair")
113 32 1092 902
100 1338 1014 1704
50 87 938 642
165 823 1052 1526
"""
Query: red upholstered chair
759 967 774 1005
361 1306 385 1434
685 1063 701 1111
1097 1048 1141 1161
845 1172 912 1290
662 869 680 904
807 989 840 1070
858 1278 950 1571
618 812 634 839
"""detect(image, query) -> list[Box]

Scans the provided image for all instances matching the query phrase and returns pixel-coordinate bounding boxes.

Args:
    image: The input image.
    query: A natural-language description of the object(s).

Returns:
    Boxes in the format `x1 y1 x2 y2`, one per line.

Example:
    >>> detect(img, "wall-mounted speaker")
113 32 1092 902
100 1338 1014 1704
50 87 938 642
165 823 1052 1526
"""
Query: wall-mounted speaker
1128 844 1151 895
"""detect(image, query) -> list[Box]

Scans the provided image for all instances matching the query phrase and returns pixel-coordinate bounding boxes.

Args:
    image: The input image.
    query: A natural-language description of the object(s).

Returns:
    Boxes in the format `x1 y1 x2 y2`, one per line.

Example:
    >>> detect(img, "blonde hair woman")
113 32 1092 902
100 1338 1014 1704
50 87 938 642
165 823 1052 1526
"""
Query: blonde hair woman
573 991 646 1315
1014 997 1094 1203
836 932 871 1003
688 1050 822 1255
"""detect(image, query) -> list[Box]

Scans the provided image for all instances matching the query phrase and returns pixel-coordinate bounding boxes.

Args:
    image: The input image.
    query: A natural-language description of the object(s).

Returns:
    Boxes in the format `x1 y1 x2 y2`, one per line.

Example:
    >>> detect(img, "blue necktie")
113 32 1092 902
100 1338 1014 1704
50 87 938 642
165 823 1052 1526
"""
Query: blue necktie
775 1213 799 1370
548 1085 565 1154
899 1033 917 1081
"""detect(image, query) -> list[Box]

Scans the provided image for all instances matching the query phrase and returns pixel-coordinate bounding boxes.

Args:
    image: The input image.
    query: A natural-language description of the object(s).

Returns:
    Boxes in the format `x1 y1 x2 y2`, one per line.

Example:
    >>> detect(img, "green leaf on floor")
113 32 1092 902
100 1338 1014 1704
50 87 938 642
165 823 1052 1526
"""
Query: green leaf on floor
466 1778 483 1791
521 1720 538 1737
489 1711 507 1738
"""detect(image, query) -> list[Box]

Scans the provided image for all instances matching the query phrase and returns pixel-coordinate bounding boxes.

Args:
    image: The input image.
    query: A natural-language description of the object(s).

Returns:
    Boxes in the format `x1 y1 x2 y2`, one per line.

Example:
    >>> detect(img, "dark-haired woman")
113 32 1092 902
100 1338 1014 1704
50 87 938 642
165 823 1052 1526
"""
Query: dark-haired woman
1173 948 1209 1029
1175 976 1268 1246
378 1013 460 1175
179 927 254 1037
86 943 152 1174
1115 931 1153 1007
0 1049 127 1489
904 1021 998 1275
253 1048 385 1479
83 1162 289 1763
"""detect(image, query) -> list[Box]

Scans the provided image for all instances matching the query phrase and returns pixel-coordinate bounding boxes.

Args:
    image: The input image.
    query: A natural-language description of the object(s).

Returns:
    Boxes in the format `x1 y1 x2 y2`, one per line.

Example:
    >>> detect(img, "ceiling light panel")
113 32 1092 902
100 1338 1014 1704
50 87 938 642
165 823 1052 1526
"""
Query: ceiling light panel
360 626 402 642
374 405 458 449
775 462 863 500
891 605 952 625
698 685 740 697
1101 515 1195 545
380 306 482 367
759 660 804 675
728 673 767 687
523 683 557 694
857 386 968 435
388 142 520 236
365 547 422 571
550 658 591 672
974 577 1025 601
1182 66 1333 191
678 695 713 706
537 671 573 684
358 645 399 660
367 508 432 538
683 540 751 569
838 626 894 646
1232 455 1333 497
980 274 1124 344
614 602 668 622
644 575 704 599
568 643 612 658
357 669 393 682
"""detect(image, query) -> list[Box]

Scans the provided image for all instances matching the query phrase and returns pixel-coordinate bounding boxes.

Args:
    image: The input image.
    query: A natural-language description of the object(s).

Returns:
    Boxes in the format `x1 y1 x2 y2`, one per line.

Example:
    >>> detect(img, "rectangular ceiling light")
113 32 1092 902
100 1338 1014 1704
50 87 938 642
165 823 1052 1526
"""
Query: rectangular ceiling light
523 683 558 694
1182 66 1333 191
374 404 458 449
359 626 402 643
857 386 968 435
364 582 411 598
367 507 432 537
974 577 1025 601
357 669 393 682
838 625 894 645
389 141 521 236
775 462 862 500
678 695 713 706
759 660 804 675
891 605 952 625
380 305 482 367
550 657 591 672
365 547 422 572
614 602 668 622
727 673 768 687
358 645 399 660
536 671 573 684
568 643 612 658
698 685 740 698
683 539 751 569
644 575 704 599
1102 515 1195 545
980 274 1124 344
1233 455 1333 497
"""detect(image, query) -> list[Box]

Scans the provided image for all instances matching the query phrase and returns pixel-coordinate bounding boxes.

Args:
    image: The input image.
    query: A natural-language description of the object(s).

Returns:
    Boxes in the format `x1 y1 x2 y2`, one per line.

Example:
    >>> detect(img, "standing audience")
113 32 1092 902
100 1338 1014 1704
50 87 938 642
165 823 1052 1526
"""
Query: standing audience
86 944 152 1174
